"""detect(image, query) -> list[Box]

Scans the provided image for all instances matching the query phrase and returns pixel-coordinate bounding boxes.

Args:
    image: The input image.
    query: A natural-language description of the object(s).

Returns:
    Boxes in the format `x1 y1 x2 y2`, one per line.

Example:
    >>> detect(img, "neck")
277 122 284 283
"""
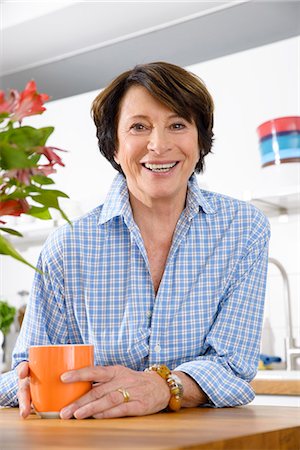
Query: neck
129 190 187 241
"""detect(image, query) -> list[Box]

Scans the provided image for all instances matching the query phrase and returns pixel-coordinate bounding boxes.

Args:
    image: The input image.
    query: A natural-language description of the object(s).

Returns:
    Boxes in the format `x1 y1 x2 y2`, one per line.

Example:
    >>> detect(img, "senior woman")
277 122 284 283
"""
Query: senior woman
0 62 270 419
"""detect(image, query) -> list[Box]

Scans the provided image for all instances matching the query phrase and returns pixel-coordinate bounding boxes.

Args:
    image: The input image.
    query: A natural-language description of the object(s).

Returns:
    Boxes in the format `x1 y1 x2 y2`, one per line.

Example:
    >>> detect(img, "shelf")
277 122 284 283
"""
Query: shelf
249 163 300 217
251 192 300 217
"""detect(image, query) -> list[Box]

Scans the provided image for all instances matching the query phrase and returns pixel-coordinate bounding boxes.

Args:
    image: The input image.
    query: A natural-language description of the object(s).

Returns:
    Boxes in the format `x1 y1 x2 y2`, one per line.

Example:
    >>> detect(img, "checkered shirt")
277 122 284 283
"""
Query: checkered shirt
0 174 270 407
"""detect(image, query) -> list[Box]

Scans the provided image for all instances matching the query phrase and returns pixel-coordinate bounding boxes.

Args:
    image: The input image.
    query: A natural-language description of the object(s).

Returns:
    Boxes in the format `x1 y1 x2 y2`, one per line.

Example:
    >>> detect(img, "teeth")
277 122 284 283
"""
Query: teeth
144 162 177 172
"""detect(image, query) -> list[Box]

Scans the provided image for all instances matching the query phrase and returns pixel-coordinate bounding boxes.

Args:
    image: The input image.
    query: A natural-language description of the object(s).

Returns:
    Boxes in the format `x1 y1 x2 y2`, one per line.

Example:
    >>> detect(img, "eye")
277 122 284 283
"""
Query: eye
170 122 186 130
130 123 148 132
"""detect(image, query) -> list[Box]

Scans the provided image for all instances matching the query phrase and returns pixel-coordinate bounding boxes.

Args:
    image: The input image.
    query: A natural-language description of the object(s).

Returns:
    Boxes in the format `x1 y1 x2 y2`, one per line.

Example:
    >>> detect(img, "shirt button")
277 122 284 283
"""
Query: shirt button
146 310 152 318
154 344 161 353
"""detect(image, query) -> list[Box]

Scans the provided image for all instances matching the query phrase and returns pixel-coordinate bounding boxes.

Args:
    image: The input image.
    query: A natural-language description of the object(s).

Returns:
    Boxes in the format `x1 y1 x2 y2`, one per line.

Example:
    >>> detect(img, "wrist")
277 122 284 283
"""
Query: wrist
145 365 184 411
173 371 208 407
145 369 170 408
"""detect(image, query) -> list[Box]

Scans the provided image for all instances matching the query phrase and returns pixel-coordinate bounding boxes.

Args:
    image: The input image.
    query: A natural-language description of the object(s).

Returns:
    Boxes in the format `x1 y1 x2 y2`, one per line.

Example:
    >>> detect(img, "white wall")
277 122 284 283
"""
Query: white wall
187 36 299 199
1 36 299 369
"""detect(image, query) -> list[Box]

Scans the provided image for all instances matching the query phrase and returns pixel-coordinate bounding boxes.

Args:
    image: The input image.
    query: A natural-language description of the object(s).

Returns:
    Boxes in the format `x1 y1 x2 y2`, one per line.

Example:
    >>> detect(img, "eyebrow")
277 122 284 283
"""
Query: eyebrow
128 114 184 120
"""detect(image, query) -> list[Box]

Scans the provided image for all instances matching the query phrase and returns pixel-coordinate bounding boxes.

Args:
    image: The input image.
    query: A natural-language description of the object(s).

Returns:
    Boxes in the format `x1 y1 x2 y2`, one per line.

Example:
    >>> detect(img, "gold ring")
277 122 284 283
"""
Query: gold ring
117 388 130 403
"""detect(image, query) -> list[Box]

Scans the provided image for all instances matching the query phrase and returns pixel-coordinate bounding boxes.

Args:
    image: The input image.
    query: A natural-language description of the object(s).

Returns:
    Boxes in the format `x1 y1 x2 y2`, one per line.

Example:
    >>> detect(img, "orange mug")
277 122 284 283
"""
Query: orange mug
29 344 94 418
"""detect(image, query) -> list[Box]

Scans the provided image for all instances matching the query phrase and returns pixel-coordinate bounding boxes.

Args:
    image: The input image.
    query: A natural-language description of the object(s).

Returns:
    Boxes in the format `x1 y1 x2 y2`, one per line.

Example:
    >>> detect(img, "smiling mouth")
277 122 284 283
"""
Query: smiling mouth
142 162 178 173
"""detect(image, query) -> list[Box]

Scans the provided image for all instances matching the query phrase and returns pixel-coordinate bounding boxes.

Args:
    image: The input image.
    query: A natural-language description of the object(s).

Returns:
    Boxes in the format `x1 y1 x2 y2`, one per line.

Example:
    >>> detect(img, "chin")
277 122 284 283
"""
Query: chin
147 188 177 200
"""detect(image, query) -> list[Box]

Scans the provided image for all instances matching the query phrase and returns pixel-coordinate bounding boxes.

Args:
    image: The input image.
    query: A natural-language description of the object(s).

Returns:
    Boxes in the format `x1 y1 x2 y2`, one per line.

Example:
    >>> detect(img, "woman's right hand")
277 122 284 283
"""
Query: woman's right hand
17 361 32 418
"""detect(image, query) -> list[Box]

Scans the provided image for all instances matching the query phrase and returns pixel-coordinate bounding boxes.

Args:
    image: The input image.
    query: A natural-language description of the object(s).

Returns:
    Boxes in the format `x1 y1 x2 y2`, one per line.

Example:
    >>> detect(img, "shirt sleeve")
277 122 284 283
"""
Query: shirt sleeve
0 370 19 407
0 228 68 407
175 207 271 407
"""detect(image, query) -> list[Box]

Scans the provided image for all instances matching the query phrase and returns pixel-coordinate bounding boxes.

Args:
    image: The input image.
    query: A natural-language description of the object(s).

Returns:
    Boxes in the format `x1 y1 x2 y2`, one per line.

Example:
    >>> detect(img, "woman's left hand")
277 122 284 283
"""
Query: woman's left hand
60 365 170 419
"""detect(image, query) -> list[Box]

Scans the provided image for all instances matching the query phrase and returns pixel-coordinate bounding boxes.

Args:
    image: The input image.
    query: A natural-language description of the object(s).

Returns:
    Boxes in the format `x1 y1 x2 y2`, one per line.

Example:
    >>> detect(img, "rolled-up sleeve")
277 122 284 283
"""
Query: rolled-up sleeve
0 369 19 407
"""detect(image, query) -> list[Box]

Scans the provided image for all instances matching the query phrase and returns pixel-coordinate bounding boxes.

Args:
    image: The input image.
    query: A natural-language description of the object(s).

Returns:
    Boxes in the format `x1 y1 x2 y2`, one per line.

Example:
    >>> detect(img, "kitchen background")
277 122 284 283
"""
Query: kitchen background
0 2 299 377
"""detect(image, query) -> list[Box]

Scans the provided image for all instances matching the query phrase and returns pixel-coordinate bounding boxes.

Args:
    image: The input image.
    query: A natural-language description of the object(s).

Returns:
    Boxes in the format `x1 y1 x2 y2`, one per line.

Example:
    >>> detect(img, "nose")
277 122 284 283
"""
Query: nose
147 128 172 154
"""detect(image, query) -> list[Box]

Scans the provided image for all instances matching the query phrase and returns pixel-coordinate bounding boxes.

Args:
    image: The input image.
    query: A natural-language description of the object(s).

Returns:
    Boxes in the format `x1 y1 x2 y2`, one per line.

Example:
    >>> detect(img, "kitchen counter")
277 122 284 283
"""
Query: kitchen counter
0 405 299 450
251 371 300 396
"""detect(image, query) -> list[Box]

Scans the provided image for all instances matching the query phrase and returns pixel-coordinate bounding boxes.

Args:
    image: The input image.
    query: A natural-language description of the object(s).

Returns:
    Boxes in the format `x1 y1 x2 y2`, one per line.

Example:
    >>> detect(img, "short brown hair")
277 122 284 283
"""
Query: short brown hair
91 61 214 174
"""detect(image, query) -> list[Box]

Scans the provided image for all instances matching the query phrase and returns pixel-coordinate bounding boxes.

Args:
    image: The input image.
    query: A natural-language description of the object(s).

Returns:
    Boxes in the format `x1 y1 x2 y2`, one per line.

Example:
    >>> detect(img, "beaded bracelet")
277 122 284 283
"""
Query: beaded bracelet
145 364 184 411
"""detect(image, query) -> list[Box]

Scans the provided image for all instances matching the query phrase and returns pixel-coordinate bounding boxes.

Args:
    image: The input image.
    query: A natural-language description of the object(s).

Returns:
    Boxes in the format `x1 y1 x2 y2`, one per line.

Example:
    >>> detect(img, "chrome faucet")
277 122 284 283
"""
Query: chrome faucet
268 257 300 370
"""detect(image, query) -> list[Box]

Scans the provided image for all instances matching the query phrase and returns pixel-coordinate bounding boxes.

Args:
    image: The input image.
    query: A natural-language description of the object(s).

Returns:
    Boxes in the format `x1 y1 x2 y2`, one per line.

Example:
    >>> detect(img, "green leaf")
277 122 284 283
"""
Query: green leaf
0 227 23 237
32 193 59 209
58 208 72 226
0 112 10 119
0 144 35 169
27 205 52 220
2 126 54 149
0 234 41 272
31 175 55 185
44 189 69 199
31 190 69 209
0 190 28 200
4 178 17 187
24 185 43 194
29 153 41 165
37 126 55 145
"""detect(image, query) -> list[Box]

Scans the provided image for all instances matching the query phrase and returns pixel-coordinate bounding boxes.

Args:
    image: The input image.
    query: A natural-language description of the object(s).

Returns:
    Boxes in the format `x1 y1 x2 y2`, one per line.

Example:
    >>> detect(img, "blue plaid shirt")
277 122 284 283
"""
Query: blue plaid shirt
0 174 270 407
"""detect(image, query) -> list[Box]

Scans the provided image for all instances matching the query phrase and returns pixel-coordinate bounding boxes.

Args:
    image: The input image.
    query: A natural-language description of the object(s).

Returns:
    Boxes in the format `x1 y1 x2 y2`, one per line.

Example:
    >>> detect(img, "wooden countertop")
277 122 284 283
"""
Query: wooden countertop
0 406 299 450
251 378 300 396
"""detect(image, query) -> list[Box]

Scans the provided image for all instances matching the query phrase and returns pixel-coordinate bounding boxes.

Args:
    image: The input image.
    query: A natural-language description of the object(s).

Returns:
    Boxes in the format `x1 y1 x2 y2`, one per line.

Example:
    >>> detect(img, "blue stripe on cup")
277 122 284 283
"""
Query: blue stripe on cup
259 131 300 166
260 148 300 165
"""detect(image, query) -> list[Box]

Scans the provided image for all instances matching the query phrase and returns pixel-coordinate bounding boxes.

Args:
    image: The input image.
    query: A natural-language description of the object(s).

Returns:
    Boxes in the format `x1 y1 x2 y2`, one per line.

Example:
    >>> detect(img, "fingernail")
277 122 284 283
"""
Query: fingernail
61 372 72 382
73 410 82 420
60 406 73 419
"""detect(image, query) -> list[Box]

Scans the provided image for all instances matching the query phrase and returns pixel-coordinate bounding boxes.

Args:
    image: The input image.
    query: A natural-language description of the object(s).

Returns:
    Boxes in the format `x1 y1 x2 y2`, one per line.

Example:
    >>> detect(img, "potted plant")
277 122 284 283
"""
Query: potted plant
0 80 70 270
0 300 16 336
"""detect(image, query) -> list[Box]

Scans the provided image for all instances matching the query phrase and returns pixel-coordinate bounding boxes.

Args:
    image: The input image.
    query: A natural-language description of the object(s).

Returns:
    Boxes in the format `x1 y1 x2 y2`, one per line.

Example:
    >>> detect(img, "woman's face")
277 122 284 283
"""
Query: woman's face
115 85 199 206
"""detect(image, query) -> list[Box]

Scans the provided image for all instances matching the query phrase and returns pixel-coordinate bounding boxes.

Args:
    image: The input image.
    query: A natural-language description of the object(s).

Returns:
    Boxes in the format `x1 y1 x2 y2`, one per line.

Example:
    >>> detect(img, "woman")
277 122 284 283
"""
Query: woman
0 62 270 419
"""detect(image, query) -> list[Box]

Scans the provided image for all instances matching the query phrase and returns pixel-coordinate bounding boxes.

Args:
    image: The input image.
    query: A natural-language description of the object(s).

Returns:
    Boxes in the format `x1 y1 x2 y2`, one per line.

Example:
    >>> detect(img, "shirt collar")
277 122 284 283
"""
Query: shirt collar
98 173 132 225
186 174 217 218
98 173 216 226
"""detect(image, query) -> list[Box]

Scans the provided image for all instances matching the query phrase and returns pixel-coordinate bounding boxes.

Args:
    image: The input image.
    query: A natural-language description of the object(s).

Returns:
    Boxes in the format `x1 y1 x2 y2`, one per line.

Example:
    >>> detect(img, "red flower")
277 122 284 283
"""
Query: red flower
37 146 66 166
0 199 29 217
3 168 32 185
3 164 58 185
37 164 57 176
11 80 50 122
0 89 20 115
